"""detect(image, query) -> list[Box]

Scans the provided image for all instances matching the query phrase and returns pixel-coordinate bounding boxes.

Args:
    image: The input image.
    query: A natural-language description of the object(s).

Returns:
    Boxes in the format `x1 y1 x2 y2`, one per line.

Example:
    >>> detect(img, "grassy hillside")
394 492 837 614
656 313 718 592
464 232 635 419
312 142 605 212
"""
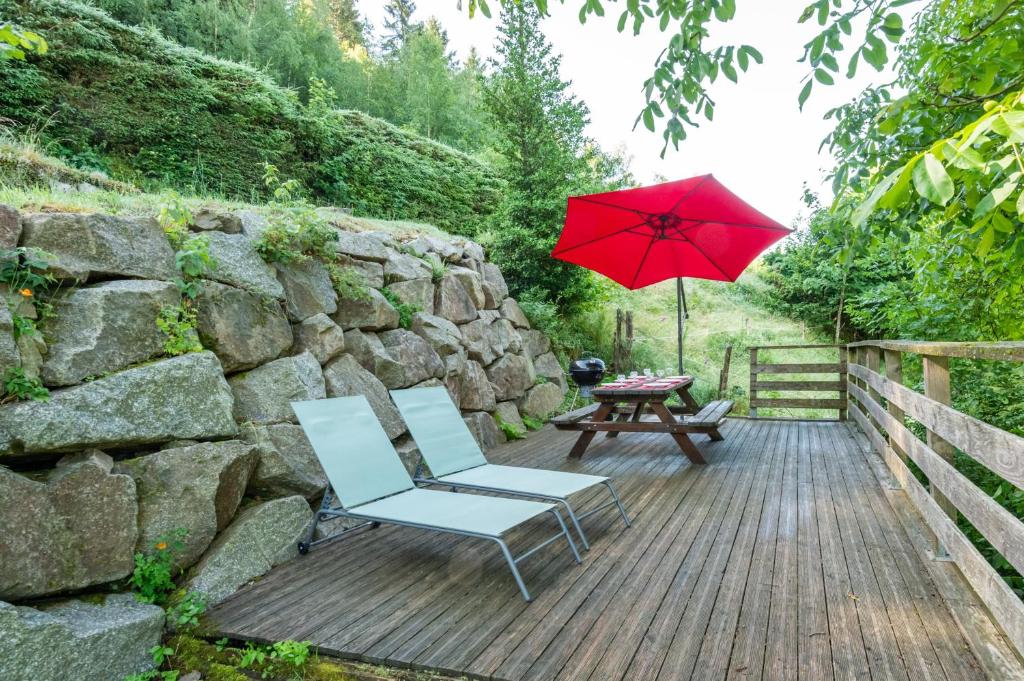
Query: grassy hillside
0 0 502 235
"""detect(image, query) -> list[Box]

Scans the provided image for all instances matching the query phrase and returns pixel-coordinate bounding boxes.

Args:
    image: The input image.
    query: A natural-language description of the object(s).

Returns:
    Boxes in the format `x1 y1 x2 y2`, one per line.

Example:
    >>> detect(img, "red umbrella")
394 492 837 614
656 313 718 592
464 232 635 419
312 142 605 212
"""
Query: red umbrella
551 174 790 372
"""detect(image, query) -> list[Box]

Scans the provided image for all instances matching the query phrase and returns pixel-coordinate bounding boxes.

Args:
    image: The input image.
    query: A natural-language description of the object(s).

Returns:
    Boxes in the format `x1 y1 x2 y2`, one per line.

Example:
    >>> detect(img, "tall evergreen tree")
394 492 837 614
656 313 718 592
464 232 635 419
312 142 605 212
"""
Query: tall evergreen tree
484 2 594 308
381 0 418 55
325 0 364 46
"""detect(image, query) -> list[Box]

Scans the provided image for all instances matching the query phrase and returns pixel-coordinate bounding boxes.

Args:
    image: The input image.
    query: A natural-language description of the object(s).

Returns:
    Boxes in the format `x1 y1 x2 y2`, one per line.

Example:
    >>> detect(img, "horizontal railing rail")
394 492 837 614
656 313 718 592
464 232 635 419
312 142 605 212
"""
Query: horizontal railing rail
748 344 848 419
846 341 1024 658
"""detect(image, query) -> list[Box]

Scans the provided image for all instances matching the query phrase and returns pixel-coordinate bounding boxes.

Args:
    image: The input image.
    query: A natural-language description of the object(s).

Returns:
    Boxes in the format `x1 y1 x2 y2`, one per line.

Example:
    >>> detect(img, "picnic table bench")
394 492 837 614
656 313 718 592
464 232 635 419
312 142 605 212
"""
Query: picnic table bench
553 376 734 463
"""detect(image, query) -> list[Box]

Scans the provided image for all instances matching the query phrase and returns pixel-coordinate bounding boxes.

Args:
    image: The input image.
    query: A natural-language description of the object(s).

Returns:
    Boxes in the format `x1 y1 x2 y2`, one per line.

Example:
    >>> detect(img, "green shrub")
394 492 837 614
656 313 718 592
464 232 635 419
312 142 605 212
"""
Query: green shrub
495 415 525 441
1 366 49 402
381 288 420 329
129 529 188 605
325 262 370 301
0 0 502 234
522 415 544 431
156 304 202 356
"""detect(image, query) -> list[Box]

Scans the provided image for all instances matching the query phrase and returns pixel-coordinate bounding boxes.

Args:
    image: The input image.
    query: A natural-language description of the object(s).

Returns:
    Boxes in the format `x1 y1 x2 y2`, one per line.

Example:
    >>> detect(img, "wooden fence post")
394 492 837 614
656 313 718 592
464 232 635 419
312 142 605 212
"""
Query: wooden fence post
883 349 908 464
718 345 733 399
838 345 848 421
923 354 957 558
749 348 758 419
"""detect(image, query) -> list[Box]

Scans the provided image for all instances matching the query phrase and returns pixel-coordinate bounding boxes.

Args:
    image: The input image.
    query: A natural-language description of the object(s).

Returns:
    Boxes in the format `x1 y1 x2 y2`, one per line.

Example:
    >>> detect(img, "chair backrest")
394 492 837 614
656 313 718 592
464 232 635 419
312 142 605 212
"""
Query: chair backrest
292 396 414 509
390 386 488 478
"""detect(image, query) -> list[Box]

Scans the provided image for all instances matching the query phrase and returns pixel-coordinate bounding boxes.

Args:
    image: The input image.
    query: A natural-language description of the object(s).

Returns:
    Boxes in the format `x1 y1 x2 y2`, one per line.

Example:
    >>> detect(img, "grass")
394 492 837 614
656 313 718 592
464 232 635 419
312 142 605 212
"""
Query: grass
0 138 456 242
589 266 839 417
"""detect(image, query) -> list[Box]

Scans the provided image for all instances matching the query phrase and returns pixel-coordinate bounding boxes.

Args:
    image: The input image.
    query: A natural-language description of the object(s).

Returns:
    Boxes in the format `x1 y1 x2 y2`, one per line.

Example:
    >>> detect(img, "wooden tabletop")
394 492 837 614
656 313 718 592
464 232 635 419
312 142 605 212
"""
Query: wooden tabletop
592 375 693 398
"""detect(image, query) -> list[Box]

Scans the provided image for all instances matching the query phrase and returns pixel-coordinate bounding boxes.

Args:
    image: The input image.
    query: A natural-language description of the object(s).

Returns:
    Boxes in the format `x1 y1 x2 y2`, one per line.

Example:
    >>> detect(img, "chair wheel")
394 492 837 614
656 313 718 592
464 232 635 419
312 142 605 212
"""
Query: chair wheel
298 542 309 555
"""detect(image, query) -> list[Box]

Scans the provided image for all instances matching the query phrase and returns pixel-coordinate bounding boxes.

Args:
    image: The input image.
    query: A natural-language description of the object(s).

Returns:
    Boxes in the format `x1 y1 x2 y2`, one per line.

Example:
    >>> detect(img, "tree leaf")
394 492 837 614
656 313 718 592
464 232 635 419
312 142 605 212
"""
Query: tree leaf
798 79 813 109
912 153 954 206
814 68 834 85
977 225 996 258
973 178 1020 219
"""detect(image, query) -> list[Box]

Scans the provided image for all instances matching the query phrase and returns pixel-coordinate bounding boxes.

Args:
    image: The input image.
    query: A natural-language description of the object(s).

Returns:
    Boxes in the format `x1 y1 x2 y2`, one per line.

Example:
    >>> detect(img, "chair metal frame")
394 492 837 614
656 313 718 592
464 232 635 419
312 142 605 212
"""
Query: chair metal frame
413 460 631 551
299 485 582 602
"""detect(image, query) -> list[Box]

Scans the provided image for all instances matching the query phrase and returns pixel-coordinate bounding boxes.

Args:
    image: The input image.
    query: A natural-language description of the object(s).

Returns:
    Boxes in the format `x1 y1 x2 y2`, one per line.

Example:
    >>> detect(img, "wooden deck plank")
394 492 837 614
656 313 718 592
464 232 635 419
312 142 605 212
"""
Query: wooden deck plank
204 419 1016 681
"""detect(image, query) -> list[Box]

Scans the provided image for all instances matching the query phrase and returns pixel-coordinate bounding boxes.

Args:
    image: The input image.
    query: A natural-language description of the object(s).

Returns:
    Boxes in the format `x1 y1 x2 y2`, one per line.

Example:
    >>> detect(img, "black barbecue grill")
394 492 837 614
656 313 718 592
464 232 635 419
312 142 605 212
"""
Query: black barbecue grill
568 357 606 399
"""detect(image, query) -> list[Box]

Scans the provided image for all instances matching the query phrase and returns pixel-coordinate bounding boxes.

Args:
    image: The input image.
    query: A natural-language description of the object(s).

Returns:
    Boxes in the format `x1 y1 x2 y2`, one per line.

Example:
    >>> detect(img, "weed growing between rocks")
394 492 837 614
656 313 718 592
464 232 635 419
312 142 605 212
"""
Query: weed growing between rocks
130 529 188 605
494 414 525 440
155 197 217 357
256 164 337 265
1 365 48 402
326 263 370 302
521 415 544 432
380 288 420 330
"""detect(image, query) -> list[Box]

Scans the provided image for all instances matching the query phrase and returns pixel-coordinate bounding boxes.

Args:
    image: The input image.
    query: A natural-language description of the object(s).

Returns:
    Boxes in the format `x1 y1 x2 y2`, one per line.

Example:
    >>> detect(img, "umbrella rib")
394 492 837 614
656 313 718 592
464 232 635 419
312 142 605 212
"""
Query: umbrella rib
667 175 713 214
572 196 651 216
676 219 792 233
680 234 734 281
551 219 650 256
628 237 659 289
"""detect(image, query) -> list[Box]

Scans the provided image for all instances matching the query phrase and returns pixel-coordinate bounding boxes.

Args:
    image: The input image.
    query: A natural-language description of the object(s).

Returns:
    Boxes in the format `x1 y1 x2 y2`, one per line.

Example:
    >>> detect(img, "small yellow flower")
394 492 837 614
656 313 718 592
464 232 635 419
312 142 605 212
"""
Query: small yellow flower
155 541 168 551
18 288 32 298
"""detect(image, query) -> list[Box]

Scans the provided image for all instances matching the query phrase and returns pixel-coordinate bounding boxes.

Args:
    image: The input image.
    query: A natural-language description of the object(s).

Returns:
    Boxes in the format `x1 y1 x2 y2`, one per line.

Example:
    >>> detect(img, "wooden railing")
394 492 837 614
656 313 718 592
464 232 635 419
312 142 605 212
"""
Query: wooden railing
748 344 848 419
847 340 1024 658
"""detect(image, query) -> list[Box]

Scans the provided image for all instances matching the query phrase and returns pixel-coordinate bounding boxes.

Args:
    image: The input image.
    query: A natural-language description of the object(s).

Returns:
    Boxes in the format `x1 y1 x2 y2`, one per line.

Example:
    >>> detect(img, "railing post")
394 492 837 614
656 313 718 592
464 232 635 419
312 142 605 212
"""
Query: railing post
838 345 848 421
883 349 908 464
923 354 956 558
864 346 882 431
749 348 758 419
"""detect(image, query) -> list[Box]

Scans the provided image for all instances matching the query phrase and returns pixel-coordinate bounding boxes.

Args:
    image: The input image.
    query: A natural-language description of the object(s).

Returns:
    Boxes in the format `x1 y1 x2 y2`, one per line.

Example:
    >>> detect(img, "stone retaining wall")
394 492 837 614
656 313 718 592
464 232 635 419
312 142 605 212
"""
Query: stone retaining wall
0 206 566 676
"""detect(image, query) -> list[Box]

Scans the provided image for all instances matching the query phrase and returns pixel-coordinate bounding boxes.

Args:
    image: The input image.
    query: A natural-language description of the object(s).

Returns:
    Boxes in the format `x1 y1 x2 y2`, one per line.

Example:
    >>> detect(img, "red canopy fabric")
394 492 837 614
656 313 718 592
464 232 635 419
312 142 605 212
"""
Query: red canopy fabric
551 175 791 289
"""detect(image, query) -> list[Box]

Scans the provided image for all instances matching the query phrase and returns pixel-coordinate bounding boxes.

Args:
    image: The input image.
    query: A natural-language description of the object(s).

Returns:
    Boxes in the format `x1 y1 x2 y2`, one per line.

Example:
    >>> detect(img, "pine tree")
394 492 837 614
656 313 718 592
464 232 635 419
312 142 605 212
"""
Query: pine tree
484 2 594 308
325 0 365 46
381 0 419 55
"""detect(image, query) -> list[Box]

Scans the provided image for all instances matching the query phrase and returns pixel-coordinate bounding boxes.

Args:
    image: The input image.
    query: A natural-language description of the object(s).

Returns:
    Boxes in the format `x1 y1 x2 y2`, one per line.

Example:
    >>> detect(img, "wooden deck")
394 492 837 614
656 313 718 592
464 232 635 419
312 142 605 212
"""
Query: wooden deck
207 419 1023 680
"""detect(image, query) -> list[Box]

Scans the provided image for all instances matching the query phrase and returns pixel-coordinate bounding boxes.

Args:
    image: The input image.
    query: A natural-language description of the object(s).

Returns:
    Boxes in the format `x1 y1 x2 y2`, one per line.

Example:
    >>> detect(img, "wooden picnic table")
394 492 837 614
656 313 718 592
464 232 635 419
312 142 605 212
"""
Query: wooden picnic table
554 376 733 463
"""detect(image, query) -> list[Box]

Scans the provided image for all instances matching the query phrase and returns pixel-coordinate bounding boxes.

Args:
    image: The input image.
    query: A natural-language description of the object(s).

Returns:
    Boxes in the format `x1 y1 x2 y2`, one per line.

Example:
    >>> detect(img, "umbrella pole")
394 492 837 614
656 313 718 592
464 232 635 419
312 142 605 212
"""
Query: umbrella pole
676 278 688 375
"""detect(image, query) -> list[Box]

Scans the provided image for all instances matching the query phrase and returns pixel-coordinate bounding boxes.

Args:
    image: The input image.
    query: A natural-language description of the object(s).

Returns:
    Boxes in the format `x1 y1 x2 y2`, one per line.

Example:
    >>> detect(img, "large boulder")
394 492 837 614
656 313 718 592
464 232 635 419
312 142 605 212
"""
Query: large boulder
481 262 509 300
378 329 445 388
344 329 400 379
462 412 505 451
0 204 21 248
291 313 346 365
190 209 242 234
449 266 486 309
520 329 551 358
186 495 313 606
332 287 399 331
435 272 477 324
0 352 237 457
500 298 531 329
228 352 325 424
195 281 293 373
334 230 388 263
203 231 285 300
533 352 568 392
0 452 137 600
42 280 179 387
116 441 259 569
459 360 497 412
19 213 176 282
241 423 327 500
410 312 463 356
387 278 435 314
275 258 337 321
519 382 564 419
486 353 536 401
0 595 164 681
459 319 500 366
336 253 384 289
384 251 432 283
403 235 462 263
481 281 503 309
322 354 406 439
442 351 468 409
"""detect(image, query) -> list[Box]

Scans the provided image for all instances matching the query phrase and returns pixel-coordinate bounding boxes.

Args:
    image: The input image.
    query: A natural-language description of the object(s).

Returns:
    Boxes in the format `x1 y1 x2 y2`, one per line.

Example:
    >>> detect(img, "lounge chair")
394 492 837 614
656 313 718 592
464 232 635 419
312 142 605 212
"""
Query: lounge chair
291 395 582 602
390 386 631 551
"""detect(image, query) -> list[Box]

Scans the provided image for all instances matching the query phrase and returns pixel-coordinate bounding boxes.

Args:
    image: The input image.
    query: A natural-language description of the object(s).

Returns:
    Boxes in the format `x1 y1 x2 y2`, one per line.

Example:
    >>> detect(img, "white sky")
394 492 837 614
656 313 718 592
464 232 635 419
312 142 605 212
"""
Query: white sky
359 1 889 228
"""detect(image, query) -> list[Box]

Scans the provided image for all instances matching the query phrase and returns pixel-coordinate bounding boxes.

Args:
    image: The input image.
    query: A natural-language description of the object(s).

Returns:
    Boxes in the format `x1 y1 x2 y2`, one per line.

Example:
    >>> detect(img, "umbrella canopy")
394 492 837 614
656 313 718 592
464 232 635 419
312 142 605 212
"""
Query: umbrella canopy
551 174 790 289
